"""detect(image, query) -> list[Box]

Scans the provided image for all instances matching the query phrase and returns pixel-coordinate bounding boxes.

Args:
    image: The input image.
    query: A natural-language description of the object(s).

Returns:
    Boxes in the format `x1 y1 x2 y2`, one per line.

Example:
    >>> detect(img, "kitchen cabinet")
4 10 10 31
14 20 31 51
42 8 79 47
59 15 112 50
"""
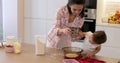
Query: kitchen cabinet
96 0 120 58
24 0 67 19
24 19 47 44
96 26 120 48
24 0 47 44
47 0 67 19
96 25 120 59
24 0 47 18
24 0 67 44
46 20 54 33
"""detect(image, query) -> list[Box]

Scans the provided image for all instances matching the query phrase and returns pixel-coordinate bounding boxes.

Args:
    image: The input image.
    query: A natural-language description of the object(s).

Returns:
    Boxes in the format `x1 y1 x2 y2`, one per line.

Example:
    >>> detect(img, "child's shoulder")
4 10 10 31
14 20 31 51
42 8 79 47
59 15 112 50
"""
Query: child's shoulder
86 31 93 36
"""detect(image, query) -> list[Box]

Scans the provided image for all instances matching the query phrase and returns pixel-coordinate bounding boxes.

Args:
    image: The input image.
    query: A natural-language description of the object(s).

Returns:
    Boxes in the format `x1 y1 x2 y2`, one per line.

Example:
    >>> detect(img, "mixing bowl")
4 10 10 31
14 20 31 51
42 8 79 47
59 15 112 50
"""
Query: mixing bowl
62 47 83 59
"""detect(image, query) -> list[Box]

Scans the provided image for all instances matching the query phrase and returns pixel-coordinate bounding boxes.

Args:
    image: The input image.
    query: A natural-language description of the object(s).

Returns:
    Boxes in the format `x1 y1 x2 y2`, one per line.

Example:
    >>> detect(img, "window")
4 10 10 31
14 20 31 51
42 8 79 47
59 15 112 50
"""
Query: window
0 0 3 41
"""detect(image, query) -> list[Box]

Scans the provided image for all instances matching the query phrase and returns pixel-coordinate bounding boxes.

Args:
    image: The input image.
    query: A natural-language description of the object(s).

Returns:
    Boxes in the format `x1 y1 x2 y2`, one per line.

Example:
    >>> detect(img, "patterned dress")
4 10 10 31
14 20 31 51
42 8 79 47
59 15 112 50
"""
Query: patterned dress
47 5 84 49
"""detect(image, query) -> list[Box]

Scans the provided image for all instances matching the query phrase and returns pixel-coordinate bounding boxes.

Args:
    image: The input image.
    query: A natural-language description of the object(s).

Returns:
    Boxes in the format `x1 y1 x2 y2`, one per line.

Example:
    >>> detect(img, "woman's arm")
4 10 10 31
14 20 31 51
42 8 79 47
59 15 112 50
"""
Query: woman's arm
55 7 71 36
47 7 64 42
52 8 64 36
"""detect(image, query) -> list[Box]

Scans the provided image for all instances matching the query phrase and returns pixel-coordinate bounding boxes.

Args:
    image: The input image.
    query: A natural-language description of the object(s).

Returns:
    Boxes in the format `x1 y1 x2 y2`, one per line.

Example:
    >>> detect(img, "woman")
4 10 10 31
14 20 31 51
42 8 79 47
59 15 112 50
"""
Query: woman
47 0 85 49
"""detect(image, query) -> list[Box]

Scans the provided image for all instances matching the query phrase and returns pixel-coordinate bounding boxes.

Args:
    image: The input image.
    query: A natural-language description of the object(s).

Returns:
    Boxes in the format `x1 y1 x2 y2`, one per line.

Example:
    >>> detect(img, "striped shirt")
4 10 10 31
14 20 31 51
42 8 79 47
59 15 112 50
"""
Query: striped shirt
47 5 84 49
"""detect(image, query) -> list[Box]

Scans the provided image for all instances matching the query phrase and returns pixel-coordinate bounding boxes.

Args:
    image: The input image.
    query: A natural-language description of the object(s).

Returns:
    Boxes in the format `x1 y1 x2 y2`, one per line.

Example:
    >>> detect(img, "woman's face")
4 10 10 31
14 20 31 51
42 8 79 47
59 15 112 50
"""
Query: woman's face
70 4 83 16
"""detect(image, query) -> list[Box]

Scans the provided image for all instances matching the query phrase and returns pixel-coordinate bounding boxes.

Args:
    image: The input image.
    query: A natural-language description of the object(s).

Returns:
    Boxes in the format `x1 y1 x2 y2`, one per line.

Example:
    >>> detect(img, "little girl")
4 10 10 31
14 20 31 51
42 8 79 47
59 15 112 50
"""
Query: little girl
81 31 107 57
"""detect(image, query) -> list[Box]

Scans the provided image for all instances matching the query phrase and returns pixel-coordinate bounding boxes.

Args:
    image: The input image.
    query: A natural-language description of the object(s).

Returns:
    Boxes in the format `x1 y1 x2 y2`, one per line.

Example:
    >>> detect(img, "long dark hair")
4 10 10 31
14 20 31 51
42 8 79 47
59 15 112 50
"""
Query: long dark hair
67 0 85 18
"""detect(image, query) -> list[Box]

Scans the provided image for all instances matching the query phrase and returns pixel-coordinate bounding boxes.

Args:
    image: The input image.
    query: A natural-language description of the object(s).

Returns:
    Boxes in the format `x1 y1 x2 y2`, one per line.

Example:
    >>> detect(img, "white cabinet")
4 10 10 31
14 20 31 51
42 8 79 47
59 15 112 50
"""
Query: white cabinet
97 45 120 59
24 18 47 44
24 0 67 44
24 19 32 43
24 0 47 18
24 0 47 44
96 25 120 59
96 26 120 48
31 0 47 18
47 0 67 19
46 20 54 33
24 0 32 18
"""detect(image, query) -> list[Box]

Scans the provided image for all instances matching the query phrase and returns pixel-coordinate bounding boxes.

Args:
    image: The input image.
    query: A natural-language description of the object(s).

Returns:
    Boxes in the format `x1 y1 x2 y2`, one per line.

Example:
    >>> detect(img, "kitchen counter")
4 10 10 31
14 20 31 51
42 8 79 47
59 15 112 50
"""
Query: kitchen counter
0 43 119 63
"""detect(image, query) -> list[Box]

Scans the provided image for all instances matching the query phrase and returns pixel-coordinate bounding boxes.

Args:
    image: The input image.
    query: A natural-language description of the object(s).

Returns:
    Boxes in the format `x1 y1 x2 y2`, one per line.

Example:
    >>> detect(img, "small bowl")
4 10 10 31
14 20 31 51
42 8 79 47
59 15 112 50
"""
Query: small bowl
62 47 83 59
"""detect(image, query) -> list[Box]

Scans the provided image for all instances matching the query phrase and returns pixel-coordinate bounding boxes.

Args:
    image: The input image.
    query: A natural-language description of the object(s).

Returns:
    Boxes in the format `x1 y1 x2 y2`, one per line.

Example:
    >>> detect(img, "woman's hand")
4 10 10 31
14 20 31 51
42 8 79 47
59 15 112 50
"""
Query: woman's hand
72 30 85 41
58 28 71 35
78 30 85 38
61 28 71 35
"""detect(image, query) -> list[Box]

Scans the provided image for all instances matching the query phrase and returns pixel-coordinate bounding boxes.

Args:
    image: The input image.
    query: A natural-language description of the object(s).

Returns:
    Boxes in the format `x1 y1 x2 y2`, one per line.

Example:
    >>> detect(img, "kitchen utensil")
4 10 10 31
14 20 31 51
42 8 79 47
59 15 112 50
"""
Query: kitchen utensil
62 47 83 59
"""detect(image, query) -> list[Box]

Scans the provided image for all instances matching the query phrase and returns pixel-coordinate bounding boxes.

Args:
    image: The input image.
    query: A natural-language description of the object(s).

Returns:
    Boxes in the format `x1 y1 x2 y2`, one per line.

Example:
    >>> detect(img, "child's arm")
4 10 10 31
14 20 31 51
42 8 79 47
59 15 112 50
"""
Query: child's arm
72 31 86 41
72 31 92 41
93 46 101 54
85 46 101 57
82 32 87 37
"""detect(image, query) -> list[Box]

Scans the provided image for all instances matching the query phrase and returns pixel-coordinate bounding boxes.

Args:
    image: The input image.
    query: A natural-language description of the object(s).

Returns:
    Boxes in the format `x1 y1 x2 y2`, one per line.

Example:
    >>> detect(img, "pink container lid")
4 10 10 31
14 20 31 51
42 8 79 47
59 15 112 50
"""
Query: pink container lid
63 59 79 63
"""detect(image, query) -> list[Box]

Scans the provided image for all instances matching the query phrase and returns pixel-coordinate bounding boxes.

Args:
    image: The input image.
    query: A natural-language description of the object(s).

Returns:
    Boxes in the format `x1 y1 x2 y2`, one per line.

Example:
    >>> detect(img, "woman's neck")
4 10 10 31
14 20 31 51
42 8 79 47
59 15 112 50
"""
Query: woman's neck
68 14 76 23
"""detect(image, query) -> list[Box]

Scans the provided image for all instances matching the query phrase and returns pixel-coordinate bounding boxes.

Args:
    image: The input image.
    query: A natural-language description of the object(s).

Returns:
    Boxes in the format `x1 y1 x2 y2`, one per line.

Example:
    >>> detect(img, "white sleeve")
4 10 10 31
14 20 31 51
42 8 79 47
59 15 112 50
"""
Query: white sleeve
85 31 93 39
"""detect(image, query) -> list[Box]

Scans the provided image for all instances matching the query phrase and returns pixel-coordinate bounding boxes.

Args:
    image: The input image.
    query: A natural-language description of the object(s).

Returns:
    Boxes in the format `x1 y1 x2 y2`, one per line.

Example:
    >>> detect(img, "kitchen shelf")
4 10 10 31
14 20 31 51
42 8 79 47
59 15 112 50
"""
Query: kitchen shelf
96 23 120 28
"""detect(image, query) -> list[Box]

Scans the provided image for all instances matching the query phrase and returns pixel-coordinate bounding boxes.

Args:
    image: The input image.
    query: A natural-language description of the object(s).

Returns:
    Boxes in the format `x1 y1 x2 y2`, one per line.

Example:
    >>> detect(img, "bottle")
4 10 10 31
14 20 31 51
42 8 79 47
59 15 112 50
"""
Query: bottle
5 36 15 53
35 35 45 55
6 36 15 45
13 41 21 54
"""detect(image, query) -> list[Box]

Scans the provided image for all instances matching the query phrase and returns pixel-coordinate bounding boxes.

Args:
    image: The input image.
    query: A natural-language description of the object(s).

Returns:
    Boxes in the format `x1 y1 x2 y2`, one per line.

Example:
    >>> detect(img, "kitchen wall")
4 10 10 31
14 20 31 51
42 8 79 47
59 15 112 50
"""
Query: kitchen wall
24 0 120 59
96 26 120 59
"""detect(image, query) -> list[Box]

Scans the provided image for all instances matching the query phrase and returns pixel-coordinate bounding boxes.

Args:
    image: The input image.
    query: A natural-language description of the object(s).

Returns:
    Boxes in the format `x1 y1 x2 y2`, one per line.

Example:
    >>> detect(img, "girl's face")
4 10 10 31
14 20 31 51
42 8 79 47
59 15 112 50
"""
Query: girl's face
89 35 97 44
70 4 83 16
